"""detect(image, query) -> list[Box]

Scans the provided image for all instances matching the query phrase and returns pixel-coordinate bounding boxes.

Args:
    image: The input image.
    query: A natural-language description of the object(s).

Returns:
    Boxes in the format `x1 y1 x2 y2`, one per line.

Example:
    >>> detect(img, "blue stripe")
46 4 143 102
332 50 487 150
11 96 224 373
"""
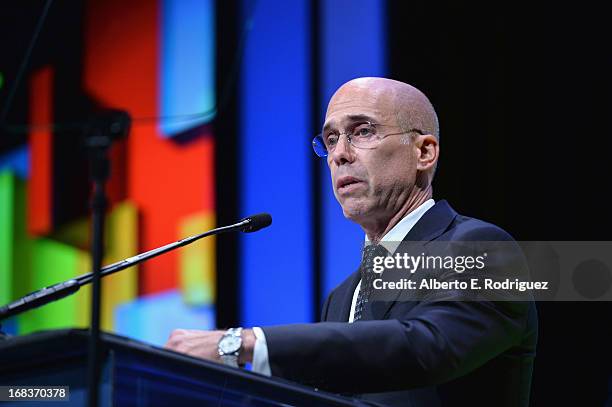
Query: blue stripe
159 0 216 137
240 0 312 325
0 146 29 179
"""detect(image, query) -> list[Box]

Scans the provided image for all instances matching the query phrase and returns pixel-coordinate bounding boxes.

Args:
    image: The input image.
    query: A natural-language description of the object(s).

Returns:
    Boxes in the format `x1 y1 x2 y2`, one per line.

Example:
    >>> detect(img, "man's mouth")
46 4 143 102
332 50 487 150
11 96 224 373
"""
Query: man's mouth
336 176 364 193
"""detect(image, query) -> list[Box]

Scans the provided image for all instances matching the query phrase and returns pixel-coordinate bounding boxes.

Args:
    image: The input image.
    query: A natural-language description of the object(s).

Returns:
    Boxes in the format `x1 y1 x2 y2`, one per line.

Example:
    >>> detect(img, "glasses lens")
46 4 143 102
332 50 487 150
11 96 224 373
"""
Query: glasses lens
312 135 328 157
350 123 376 148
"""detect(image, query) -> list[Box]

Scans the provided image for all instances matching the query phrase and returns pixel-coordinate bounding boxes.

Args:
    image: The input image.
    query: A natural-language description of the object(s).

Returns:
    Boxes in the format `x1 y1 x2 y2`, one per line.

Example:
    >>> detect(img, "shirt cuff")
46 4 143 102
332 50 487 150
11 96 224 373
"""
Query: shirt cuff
251 327 272 376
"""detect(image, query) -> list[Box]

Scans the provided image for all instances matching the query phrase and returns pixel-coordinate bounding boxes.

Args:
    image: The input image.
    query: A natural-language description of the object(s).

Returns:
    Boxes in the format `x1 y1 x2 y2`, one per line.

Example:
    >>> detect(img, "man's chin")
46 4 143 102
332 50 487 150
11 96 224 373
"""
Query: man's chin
340 201 372 222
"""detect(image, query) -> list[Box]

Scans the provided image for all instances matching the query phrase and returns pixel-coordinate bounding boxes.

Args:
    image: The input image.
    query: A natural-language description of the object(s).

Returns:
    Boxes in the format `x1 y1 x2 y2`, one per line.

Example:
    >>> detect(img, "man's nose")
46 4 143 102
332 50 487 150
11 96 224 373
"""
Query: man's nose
329 134 355 166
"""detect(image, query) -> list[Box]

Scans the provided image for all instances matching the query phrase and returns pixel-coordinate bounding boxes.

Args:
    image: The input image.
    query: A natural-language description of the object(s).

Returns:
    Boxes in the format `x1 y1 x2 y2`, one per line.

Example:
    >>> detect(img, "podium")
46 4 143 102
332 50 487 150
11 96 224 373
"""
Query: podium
0 329 362 406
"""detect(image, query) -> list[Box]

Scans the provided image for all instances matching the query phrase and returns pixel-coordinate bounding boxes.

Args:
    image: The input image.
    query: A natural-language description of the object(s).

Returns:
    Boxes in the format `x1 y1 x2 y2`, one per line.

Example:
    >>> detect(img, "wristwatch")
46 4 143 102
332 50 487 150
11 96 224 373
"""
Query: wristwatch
218 327 243 367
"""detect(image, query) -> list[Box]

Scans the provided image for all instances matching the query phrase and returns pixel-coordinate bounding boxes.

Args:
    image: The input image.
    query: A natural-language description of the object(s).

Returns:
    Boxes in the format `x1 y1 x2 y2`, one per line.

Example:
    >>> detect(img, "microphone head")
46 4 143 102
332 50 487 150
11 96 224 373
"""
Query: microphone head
241 213 272 233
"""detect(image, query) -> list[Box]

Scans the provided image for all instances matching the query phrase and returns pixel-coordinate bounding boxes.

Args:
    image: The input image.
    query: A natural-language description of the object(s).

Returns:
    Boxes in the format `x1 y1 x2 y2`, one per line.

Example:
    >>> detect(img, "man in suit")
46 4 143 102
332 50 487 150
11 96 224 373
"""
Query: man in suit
165 77 538 406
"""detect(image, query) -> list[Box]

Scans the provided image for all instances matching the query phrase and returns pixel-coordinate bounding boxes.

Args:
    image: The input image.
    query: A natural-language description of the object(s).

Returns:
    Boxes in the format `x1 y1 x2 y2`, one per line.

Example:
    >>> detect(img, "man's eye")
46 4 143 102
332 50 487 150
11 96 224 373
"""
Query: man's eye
354 126 374 138
326 134 339 146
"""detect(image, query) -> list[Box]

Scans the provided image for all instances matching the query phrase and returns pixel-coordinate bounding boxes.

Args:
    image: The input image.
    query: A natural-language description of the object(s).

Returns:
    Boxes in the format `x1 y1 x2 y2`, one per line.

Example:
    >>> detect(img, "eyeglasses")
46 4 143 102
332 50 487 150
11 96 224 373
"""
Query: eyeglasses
312 121 423 158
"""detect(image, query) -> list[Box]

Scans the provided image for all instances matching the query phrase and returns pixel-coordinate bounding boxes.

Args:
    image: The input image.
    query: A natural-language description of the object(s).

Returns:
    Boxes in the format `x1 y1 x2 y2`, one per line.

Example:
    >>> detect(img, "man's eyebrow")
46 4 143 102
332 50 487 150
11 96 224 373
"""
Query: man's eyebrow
322 114 378 132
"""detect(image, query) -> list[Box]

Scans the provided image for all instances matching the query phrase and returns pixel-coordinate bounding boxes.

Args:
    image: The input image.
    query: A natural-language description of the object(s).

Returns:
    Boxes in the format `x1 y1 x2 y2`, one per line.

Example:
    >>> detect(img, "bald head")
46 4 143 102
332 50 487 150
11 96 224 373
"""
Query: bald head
322 77 440 240
327 77 439 140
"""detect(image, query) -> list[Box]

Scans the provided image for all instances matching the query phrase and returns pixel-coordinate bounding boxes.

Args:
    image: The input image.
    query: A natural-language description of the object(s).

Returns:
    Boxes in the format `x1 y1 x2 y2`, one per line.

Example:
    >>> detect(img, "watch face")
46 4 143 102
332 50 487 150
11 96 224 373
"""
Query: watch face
219 335 241 354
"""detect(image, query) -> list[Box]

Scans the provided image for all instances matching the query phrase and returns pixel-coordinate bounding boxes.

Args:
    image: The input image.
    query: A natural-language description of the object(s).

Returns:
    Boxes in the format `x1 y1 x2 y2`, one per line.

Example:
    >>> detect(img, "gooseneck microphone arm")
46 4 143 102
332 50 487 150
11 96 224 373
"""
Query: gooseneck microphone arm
0 213 271 321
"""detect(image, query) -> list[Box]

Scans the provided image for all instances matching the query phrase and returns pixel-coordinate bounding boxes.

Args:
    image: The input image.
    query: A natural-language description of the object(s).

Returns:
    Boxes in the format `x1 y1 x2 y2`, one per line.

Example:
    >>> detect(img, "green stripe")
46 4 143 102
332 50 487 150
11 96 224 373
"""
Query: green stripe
0 171 14 305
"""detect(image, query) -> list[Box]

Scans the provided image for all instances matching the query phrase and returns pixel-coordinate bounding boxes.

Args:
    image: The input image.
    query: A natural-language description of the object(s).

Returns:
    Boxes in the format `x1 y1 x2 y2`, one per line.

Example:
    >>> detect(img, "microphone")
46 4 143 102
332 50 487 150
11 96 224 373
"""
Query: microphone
0 213 272 320
240 213 272 233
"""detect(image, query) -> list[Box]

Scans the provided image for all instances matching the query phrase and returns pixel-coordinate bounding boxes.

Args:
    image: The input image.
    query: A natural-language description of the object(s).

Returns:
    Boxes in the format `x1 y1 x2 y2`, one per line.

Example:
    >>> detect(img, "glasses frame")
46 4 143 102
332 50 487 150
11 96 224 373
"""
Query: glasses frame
312 121 424 158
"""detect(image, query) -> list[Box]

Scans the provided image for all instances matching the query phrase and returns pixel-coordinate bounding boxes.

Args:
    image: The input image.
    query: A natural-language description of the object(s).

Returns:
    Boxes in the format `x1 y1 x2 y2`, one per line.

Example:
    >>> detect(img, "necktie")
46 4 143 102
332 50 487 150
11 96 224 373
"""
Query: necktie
353 243 388 322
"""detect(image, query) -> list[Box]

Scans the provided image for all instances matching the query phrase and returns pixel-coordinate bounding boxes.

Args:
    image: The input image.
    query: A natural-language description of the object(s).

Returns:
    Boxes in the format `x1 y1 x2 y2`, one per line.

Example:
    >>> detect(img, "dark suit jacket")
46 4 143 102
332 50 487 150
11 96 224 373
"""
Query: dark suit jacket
262 200 538 406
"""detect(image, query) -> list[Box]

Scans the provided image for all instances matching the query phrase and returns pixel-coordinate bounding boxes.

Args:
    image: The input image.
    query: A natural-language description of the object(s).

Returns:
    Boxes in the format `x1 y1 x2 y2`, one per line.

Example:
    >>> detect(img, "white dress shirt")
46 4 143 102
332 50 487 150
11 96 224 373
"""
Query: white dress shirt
252 199 436 376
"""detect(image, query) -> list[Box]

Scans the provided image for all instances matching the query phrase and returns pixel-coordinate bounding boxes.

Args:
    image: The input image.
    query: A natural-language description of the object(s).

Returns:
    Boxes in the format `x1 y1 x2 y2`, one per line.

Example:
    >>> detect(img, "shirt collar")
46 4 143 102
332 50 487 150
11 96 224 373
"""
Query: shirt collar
365 199 435 253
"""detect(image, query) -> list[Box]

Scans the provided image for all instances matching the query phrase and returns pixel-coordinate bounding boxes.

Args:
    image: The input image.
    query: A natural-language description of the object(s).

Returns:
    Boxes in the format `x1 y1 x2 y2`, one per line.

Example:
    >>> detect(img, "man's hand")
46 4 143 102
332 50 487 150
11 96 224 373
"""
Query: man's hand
164 328 255 365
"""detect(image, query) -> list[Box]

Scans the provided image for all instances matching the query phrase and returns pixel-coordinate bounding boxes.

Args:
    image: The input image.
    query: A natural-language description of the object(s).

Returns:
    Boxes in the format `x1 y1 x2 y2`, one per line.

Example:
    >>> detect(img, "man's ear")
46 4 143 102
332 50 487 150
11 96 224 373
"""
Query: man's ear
415 134 439 172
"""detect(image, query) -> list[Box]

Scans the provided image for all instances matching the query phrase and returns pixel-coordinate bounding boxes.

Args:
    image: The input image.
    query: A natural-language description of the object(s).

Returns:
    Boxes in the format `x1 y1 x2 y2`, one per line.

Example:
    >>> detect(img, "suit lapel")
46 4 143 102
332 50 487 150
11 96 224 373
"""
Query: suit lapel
325 270 360 322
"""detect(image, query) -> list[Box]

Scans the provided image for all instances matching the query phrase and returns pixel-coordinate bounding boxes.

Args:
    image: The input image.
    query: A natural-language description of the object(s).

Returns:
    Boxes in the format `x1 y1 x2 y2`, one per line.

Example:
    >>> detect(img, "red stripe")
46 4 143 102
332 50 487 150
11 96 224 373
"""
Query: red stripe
27 66 53 236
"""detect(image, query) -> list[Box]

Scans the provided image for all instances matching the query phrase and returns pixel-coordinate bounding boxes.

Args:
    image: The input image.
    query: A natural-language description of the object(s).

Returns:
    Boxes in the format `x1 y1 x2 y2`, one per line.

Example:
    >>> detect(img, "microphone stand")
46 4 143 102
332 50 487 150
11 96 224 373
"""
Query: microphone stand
82 111 130 407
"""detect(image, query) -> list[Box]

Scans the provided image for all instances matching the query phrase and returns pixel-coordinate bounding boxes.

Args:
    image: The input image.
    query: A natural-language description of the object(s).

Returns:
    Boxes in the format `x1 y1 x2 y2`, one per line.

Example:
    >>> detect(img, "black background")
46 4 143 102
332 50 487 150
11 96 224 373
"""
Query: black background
387 2 612 405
